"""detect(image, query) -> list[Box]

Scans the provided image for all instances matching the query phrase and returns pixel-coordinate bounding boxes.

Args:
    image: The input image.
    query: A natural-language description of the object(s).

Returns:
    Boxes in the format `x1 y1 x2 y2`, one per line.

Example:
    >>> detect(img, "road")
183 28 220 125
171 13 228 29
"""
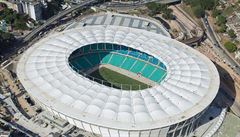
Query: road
202 17 240 75
0 117 37 137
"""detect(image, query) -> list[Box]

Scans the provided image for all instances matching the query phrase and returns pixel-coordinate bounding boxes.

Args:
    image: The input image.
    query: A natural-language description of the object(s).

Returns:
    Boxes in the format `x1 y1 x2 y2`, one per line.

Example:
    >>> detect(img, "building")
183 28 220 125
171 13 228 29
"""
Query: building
0 0 24 13
17 24 220 137
21 0 42 21
0 0 43 21
227 12 240 40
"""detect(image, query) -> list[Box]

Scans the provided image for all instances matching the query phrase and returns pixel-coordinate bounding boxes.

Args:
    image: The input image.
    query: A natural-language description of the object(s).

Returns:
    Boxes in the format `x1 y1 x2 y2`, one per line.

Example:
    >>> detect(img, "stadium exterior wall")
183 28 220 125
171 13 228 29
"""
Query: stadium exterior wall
33 95 207 137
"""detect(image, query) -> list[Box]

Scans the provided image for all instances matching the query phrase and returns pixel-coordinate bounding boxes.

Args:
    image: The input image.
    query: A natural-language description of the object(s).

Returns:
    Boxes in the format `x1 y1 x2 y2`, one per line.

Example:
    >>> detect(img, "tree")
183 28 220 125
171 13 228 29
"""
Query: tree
145 2 174 20
227 29 237 39
218 24 227 33
224 41 237 53
0 31 15 53
216 15 226 26
200 0 217 10
212 8 222 18
193 5 205 18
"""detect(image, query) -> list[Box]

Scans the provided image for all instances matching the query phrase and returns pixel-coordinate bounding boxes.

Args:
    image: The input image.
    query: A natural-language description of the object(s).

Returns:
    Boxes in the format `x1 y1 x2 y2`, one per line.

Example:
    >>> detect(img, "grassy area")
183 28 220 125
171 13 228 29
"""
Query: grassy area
223 6 235 16
89 67 149 90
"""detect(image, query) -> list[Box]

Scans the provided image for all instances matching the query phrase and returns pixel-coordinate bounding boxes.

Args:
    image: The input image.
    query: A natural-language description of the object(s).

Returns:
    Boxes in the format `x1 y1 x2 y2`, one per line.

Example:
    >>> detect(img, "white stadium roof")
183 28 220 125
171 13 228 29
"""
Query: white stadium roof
17 25 219 130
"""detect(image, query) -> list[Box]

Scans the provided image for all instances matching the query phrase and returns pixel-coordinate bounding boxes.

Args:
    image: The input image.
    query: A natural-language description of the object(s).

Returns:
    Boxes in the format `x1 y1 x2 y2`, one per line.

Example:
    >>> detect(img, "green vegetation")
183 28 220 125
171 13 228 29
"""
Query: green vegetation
0 8 29 30
145 2 174 20
89 67 149 90
212 8 222 18
216 15 226 26
223 5 235 16
227 29 237 39
192 5 205 18
0 30 15 47
218 24 227 33
224 41 237 53
183 0 219 18
0 30 15 54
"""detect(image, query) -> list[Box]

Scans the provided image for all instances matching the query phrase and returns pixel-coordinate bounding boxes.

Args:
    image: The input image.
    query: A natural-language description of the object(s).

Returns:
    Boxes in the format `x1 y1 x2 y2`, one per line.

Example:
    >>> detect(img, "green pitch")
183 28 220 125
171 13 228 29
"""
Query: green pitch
89 67 150 90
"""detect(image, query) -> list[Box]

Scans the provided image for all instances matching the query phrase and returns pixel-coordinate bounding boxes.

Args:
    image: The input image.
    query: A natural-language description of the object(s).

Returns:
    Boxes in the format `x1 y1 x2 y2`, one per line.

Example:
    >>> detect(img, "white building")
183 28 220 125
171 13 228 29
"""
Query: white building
17 25 220 137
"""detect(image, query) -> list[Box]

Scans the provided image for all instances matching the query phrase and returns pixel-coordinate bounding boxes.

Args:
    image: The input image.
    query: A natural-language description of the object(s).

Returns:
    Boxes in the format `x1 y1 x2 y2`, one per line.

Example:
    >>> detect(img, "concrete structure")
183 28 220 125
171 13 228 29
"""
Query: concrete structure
17 25 220 137
227 12 240 40
235 50 240 60
67 12 170 37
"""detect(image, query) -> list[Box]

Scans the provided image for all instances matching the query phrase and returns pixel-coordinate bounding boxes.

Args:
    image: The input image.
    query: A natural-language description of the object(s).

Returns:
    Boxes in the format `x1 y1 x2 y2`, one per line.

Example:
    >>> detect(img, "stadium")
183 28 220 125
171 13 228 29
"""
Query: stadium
17 25 220 137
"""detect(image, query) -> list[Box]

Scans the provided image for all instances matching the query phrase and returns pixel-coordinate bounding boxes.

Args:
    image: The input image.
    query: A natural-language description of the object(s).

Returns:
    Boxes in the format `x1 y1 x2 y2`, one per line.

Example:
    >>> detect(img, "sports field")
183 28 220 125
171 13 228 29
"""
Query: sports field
89 67 150 90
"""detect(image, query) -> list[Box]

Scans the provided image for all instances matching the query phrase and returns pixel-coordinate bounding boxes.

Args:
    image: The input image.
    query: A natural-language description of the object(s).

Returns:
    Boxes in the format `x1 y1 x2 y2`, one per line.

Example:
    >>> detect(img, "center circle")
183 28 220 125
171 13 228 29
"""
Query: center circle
68 43 167 90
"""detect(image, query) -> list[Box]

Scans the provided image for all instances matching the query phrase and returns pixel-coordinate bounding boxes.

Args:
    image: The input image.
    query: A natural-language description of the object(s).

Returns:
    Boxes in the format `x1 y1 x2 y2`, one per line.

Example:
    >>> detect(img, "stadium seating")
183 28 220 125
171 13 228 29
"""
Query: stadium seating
69 43 167 83
108 54 126 67
130 60 145 73
141 64 156 78
121 57 136 70
149 68 166 82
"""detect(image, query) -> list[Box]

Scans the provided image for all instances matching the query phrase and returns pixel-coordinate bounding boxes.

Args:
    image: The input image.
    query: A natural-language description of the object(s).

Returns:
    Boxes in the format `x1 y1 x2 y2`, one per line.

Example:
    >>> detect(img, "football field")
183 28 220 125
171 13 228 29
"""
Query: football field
89 67 150 90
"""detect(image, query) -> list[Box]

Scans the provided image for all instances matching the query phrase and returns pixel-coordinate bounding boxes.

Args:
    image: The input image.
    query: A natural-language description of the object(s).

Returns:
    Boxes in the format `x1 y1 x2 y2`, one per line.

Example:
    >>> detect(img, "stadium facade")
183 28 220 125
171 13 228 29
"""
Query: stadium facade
17 26 220 137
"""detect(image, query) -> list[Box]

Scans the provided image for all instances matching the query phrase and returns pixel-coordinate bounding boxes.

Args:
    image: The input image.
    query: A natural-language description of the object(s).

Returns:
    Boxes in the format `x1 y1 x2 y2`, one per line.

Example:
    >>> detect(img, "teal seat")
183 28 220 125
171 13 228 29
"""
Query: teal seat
108 54 126 67
100 53 112 64
149 68 166 82
106 43 112 50
130 60 145 73
83 46 91 53
85 53 100 66
98 43 105 50
72 57 92 69
70 60 83 70
121 57 136 70
91 44 98 51
141 64 155 78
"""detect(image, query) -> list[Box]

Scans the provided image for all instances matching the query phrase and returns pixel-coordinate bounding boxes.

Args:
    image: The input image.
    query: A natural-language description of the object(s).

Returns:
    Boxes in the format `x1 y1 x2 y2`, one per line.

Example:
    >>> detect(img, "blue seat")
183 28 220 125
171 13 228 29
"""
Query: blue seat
149 57 159 65
128 51 139 58
113 44 120 50
159 62 166 70
138 53 149 61
121 46 128 50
